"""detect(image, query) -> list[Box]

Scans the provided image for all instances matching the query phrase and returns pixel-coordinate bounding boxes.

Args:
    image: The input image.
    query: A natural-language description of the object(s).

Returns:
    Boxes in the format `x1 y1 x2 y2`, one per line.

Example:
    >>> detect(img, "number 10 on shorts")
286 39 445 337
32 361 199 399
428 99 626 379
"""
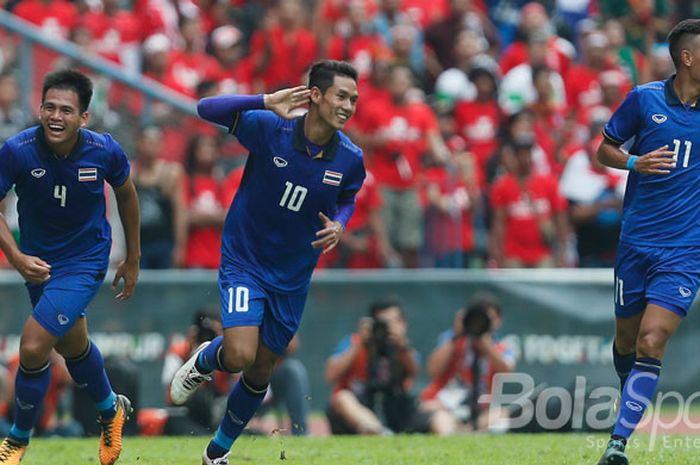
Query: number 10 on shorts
614 277 624 306
228 286 249 313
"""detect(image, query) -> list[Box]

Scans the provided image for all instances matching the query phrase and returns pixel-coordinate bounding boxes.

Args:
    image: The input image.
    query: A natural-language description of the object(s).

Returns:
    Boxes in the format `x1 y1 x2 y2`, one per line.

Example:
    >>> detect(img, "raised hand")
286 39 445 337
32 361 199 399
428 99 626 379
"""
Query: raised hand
264 86 312 120
634 145 678 174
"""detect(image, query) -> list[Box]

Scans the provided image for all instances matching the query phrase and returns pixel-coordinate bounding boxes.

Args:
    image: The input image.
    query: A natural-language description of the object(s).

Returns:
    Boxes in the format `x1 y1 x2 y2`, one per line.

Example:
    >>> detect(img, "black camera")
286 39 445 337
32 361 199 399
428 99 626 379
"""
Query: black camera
462 304 493 338
370 318 391 356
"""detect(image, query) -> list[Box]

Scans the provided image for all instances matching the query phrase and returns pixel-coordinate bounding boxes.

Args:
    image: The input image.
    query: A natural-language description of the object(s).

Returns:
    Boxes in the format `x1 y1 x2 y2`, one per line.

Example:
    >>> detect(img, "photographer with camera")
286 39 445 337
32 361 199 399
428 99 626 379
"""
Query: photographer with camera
325 300 451 435
421 295 515 432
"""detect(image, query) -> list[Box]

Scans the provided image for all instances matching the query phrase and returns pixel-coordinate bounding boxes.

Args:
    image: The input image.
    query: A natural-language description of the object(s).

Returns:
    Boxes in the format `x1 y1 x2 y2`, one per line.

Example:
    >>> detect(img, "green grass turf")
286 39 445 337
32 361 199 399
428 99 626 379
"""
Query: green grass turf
26 433 700 465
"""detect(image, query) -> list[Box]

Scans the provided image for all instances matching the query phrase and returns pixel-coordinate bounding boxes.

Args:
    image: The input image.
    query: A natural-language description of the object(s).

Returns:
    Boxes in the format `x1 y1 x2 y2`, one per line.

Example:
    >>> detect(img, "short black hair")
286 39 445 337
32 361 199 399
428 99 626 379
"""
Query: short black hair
42 69 93 113
308 60 358 93
369 299 402 318
467 292 502 316
668 19 700 67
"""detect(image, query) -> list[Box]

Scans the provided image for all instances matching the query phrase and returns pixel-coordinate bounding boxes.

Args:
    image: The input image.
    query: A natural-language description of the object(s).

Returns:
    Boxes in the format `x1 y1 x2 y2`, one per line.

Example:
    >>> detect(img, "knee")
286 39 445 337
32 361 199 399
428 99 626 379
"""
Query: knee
277 358 308 381
19 337 51 369
615 331 637 354
636 328 670 359
221 344 257 373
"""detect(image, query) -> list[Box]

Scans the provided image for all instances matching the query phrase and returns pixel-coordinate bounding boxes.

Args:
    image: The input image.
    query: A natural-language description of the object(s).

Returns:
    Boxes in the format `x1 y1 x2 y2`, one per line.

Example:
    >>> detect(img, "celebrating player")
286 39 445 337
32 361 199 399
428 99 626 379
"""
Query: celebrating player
170 60 365 465
0 69 140 465
595 19 700 465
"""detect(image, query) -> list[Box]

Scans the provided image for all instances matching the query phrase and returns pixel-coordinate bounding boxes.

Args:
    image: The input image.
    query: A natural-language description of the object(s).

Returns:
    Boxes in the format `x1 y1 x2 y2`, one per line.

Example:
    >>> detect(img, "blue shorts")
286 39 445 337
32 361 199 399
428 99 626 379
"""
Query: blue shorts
218 265 307 355
27 270 106 337
614 242 700 318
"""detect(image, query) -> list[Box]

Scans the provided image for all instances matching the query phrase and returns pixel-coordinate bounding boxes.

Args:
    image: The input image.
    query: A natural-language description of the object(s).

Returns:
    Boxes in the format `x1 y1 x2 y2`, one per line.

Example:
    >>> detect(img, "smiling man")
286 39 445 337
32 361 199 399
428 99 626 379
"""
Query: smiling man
0 69 140 465
170 60 365 465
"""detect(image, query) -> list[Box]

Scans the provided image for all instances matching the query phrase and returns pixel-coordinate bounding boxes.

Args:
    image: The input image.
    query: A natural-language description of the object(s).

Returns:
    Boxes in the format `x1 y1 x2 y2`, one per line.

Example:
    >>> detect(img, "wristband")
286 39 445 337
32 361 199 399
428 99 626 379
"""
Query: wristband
626 155 638 171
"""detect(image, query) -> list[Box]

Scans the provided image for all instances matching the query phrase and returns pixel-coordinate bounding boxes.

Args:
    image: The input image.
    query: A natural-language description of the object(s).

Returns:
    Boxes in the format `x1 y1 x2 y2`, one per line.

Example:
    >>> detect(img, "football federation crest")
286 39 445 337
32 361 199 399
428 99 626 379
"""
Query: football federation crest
78 167 98 182
322 170 342 186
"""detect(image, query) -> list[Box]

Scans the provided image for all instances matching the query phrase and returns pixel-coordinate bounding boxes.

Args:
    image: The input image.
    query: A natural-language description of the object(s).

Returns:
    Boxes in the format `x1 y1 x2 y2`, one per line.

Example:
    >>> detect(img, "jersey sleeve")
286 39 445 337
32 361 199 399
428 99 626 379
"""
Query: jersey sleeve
231 110 279 154
0 143 16 200
105 137 131 187
339 152 366 202
603 87 641 145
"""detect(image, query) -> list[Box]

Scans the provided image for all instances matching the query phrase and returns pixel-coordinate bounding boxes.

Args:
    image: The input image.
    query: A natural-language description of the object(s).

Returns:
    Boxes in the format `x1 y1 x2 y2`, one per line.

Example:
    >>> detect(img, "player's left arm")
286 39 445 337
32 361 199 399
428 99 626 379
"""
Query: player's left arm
112 174 141 300
312 161 366 253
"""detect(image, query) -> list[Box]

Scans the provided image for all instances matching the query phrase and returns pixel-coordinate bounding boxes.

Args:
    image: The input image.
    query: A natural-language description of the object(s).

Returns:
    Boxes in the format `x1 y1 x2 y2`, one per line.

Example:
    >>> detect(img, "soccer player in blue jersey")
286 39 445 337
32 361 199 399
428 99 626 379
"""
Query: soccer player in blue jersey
0 70 140 465
170 60 365 465
594 19 700 465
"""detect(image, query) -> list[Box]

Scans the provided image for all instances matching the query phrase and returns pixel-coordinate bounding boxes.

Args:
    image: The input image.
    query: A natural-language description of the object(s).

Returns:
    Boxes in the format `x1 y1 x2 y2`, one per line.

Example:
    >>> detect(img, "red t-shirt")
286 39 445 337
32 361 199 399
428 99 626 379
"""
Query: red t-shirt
453 99 501 178
249 26 317 91
183 175 224 269
166 50 221 97
215 57 254 95
490 173 566 265
564 64 605 111
81 10 141 64
365 100 439 189
327 33 384 81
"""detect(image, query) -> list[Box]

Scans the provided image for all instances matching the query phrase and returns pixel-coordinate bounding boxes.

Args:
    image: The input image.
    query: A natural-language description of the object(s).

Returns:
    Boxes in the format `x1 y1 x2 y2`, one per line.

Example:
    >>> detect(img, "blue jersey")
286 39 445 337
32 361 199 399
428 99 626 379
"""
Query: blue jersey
604 77 700 247
223 111 365 293
0 126 130 270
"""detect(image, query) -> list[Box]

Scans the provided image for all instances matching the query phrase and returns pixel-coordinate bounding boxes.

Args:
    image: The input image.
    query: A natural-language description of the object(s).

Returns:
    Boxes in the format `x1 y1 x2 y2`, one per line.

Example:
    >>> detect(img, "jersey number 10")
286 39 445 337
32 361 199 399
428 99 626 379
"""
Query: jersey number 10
673 139 693 168
279 181 308 212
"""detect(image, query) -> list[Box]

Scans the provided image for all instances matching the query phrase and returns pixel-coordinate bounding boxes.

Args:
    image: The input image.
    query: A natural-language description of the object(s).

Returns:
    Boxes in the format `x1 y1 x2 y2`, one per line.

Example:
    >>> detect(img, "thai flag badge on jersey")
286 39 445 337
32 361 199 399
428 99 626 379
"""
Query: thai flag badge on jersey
322 170 343 186
78 167 98 182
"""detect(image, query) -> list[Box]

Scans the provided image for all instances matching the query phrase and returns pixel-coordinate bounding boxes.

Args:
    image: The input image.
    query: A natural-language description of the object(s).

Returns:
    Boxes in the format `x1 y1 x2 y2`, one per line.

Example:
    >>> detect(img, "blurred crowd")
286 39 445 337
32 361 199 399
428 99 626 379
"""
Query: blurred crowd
0 0 694 269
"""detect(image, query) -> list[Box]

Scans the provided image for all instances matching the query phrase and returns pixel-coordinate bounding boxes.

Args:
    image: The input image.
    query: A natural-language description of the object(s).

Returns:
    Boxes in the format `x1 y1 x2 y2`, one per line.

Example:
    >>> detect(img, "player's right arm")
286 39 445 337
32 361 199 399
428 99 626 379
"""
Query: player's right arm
197 87 311 129
0 143 50 283
597 139 676 174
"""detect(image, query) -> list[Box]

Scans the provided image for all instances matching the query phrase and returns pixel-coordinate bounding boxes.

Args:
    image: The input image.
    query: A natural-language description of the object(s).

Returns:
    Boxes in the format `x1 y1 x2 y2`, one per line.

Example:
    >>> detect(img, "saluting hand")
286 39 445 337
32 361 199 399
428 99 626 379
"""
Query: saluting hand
634 145 678 174
112 259 139 301
312 212 343 254
10 253 51 284
264 86 312 120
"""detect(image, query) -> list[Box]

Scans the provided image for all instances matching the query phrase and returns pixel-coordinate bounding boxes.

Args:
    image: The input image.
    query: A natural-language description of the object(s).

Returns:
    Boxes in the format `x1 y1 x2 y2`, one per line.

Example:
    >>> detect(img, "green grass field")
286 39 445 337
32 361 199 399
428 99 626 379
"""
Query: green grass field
24 433 700 465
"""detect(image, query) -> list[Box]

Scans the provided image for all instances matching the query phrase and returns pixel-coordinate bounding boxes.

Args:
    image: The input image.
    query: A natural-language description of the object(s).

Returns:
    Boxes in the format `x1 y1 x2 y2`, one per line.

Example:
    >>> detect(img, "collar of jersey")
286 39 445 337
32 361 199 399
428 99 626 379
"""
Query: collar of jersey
292 114 339 161
36 126 87 160
664 75 700 111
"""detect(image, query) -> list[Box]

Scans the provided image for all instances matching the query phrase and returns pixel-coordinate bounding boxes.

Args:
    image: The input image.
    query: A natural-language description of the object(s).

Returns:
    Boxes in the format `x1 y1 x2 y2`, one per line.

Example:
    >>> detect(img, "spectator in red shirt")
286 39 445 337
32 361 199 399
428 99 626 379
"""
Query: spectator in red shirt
249 0 317 92
489 135 568 268
209 25 254 95
80 0 141 71
326 0 386 82
362 65 449 267
183 134 226 269
166 14 221 97
564 30 613 112
453 65 501 179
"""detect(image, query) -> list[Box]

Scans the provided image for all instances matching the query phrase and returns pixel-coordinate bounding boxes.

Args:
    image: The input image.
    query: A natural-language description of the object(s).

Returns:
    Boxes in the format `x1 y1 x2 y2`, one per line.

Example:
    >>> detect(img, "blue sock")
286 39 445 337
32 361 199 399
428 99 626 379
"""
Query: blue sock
196 336 229 373
612 357 661 440
10 362 51 445
206 376 267 459
64 341 117 419
612 343 636 391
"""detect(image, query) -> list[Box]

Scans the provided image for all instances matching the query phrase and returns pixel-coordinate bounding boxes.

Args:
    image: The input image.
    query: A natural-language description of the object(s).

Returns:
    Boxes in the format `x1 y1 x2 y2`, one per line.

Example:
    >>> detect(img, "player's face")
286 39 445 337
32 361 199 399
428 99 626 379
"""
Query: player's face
40 88 88 155
315 75 358 130
685 36 700 83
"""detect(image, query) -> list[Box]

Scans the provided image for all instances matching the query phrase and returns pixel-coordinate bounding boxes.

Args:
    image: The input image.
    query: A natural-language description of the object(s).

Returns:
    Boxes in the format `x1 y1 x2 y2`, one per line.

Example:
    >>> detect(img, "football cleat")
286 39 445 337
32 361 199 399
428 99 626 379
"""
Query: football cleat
597 438 629 465
202 448 230 465
0 438 26 465
170 341 212 405
98 394 133 465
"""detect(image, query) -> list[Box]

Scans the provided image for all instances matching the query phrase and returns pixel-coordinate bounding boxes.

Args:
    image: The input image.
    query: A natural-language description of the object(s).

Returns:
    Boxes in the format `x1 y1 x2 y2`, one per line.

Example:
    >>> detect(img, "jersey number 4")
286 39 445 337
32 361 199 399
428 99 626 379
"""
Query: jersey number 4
279 181 308 212
53 185 67 207
673 139 693 168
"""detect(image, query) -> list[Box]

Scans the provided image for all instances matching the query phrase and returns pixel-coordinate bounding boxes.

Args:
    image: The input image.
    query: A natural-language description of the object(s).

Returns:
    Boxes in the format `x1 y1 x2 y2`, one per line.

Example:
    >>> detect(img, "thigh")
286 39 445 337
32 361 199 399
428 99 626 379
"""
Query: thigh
218 267 267 329
646 247 700 317
614 242 650 318
29 271 104 338
260 291 307 356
